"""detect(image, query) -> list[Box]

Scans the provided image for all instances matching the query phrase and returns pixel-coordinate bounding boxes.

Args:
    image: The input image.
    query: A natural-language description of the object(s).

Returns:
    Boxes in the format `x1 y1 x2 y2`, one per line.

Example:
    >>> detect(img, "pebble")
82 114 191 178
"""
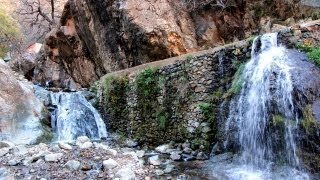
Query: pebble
149 155 161 166
8 159 19 166
44 153 63 162
115 168 136 180
155 144 170 153
58 142 73 150
103 159 118 169
80 142 93 149
196 152 209 160
76 136 90 146
65 160 81 171
155 169 164 176
136 150 145 158
170 152 181 161
164 164 175 174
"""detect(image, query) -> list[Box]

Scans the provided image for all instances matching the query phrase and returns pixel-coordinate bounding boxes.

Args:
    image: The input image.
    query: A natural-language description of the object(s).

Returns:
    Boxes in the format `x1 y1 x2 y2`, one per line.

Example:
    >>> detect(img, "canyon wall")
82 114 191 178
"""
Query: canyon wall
32 0 319 88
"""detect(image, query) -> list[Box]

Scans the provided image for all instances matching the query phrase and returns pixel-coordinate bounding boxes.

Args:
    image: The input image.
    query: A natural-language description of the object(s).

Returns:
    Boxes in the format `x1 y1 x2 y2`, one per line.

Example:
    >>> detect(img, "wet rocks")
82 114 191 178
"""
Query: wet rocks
170 152 182 161
196 152 209 160
155 144 171 154
149 155 161 166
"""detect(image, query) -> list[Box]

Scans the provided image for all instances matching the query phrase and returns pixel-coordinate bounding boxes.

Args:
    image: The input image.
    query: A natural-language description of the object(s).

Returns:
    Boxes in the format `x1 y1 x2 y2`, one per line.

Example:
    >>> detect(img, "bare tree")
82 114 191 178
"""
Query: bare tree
15 0 66 43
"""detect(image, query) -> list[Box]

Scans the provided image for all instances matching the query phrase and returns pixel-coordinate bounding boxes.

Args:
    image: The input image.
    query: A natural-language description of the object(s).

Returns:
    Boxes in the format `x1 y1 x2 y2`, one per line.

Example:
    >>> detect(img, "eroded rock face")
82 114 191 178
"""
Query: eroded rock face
35 0 319 88
0 60 51 144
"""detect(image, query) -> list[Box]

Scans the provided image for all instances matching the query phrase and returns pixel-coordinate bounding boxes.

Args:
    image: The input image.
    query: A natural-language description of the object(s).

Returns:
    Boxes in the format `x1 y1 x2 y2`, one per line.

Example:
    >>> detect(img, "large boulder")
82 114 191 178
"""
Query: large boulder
0 60 52 144
34 0 319 88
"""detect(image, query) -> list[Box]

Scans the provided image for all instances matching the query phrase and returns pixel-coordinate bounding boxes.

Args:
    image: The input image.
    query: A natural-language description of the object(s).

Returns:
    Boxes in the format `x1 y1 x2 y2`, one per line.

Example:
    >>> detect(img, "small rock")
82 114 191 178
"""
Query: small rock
8 159 19 166
80 142 93 149
0 141 14 149
210 152 233 163
0 168 9 178
183 147 192 154
76 136 90 146
145 177 151 180
136 150 145 158
0 148 9 156
124 139 138 148
182 141 190 149
196 152 209 160
81 164 92 171
65 160 81 171
29 169 36 173
149 155 161 166
170 152 181 161
13 145 28 155
164 164 175 174
115 168 135 180
58 142 73 150
155 144 170 153
155 169 164 176
202 126 211 133
44 153 63 162
94 143 118 156
103 159 118 169
182 154 195 161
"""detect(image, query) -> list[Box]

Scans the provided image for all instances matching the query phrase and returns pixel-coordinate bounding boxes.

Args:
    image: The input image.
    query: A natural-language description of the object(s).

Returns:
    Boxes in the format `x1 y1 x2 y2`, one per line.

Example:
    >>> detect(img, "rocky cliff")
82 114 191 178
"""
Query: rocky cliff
0 60 51 144
30 0 319 88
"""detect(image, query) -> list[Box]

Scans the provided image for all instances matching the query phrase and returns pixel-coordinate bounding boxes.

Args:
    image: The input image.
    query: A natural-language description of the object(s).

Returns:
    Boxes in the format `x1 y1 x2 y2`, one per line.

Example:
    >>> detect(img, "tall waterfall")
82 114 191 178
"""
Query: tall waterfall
50 92 107 141
217 33 309 180
228 33 298 166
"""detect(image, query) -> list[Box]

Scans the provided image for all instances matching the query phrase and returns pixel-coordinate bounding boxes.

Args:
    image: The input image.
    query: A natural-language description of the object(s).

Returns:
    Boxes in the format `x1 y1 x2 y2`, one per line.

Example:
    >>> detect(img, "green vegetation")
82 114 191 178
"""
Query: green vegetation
295 42 320 67
301 105 318 134
186 55 193 61
225 63 245 98
156 108 168 129
198 102 215 124
0 8 21 58
136 68 160 118
103 75 129 128
272 114 285 126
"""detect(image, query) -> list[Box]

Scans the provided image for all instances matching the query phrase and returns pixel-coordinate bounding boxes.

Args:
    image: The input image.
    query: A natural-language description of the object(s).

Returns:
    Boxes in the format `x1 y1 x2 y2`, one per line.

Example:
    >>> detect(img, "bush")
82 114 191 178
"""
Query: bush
295 42 320 67
0 8 21 58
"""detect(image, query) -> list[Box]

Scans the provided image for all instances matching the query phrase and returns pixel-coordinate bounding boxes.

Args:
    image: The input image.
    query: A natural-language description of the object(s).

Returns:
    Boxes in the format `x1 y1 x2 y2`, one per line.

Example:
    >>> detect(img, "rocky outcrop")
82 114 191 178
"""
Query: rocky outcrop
0 60 52 144
33 0 319 88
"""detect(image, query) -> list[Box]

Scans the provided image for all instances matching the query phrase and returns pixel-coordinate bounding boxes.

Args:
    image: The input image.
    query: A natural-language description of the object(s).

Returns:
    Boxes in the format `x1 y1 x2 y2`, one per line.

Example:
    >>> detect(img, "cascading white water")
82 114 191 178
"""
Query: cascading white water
231 33 298 166
50 92 107 141
214 33 309 180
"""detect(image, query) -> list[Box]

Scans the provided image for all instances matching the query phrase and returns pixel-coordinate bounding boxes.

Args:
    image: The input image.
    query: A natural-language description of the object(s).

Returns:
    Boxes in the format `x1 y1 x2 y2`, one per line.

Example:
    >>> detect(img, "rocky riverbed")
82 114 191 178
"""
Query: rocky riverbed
0 136 211 180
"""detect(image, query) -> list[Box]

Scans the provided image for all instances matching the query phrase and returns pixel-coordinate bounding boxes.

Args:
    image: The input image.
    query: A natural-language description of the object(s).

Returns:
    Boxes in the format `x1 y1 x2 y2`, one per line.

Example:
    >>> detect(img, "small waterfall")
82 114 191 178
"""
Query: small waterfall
50 91 107 141
216 33 309 179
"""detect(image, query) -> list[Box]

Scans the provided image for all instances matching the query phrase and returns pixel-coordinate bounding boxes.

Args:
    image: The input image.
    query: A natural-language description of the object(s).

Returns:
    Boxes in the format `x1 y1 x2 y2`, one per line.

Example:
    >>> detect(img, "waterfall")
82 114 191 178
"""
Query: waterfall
215 33 309 180
50 91 107 141
228 33 299 166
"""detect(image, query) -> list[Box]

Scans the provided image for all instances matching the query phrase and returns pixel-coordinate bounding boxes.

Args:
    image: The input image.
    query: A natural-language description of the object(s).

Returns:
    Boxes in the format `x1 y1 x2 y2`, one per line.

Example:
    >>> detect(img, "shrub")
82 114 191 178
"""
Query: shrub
295 42 320 67
0 8 21 58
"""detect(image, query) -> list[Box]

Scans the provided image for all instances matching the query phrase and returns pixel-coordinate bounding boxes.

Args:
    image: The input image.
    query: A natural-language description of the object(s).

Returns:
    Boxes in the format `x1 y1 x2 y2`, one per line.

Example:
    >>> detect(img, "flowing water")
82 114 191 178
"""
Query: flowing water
211 33 309 179
50 91 107 141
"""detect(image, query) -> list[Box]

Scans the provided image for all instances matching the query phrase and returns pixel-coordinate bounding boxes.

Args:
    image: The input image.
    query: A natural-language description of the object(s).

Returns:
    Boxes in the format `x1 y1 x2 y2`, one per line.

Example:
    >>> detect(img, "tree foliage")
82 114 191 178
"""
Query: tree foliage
0 8 21 58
